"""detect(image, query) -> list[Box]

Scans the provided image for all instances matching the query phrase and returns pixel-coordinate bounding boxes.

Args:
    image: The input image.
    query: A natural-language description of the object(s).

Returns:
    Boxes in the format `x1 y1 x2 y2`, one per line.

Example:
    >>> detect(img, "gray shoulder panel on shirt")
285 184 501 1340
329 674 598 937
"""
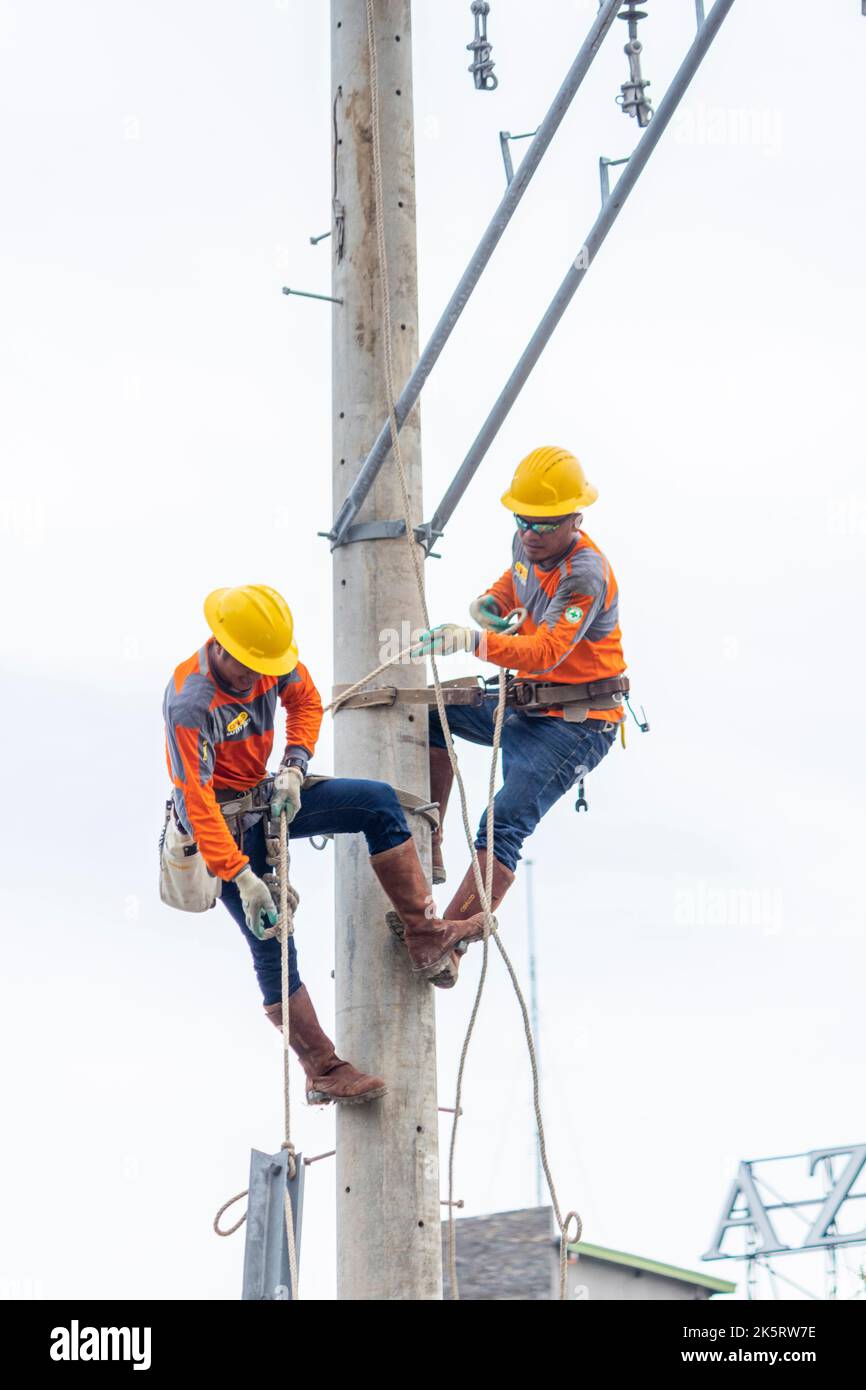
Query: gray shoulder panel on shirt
541 552 607 629
165 670 215 728
563 548 607 592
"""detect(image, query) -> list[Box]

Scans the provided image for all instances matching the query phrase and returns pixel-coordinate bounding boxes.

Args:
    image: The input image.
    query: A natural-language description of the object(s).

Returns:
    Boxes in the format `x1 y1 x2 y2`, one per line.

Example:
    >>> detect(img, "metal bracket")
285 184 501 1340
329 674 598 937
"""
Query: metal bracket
396 787 440 833
321 519 407 546
322 517 439 552
413 520 442 556
499 129 538 186
241 1147 305 1301
309 230 331 245
599 155 629 206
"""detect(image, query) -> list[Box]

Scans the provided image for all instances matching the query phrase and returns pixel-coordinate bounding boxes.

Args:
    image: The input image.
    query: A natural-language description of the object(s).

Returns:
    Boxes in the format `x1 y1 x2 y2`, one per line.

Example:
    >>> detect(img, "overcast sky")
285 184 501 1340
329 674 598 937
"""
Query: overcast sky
1 0 864 1302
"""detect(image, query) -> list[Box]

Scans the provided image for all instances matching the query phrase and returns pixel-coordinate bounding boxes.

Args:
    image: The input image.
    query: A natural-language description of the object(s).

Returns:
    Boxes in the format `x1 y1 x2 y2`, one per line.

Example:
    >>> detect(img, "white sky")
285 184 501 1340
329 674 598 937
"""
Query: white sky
1 0 864 1302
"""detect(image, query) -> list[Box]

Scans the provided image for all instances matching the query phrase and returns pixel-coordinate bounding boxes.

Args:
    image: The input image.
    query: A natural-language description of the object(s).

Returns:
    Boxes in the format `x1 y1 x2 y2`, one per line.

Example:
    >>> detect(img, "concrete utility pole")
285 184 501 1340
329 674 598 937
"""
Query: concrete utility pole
331 1 442 1300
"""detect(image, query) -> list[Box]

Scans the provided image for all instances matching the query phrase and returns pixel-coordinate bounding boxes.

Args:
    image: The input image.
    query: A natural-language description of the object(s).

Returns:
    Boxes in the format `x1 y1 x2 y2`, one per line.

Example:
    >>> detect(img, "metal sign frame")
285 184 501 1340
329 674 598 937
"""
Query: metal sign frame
703 1145 866 1263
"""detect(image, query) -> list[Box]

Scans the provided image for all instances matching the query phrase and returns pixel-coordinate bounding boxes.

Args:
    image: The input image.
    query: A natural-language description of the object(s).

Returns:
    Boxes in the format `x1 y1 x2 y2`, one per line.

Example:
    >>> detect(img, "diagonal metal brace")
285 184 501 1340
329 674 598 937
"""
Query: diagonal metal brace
423 0 738 550
324 0 625 549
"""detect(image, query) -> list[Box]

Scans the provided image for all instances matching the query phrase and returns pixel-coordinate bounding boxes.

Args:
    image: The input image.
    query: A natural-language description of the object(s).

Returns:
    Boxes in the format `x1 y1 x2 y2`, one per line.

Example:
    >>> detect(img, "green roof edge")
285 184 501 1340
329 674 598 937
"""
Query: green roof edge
571 1241 737 1293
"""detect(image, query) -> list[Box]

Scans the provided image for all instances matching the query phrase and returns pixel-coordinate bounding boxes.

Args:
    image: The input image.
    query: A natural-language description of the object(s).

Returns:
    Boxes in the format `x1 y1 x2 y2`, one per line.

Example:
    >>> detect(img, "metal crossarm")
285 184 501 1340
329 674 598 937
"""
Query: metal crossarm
326 0 624 549
423 0 737 550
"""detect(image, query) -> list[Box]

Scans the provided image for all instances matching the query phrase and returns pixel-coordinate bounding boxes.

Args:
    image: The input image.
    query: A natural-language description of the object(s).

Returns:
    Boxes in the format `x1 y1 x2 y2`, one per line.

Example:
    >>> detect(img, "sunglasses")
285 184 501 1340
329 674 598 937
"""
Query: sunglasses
515 515 570 535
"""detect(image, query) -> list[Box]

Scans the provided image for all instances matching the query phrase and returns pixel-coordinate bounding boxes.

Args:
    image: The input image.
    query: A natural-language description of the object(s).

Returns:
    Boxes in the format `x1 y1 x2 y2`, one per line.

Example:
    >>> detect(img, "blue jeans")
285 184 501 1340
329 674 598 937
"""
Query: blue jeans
429 699 617 872
220 777 410 1006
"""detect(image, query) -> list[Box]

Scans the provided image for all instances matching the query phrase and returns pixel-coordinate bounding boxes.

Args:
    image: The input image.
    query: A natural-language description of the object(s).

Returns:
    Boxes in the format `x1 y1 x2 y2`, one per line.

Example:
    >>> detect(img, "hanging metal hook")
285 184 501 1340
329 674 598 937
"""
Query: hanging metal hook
616 3 653 127
467 1 498 90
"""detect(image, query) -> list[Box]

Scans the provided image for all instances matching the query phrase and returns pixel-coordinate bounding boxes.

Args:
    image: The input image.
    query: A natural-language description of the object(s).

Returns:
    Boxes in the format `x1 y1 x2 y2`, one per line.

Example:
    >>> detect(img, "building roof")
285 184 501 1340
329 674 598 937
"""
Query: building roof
571 1240 737 1294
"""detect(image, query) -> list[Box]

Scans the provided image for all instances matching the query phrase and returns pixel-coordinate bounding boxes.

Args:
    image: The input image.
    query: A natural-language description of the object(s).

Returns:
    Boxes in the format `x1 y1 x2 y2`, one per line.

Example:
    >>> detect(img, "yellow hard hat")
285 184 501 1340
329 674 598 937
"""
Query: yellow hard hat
500 446 598 517
204 585 299 676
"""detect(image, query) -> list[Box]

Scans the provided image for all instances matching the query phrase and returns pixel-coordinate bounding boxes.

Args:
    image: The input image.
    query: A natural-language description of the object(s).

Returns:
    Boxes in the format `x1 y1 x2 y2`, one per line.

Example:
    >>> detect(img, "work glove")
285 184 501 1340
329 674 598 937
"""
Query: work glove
469 595 512 632
271 765 303 823
416 623 477 657
234 867 279 941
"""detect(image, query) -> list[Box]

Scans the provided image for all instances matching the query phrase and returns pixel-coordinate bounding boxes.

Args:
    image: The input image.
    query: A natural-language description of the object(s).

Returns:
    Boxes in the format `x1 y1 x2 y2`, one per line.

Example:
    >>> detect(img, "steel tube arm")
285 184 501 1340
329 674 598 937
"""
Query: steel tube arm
426 0 737 546
328 0 625 547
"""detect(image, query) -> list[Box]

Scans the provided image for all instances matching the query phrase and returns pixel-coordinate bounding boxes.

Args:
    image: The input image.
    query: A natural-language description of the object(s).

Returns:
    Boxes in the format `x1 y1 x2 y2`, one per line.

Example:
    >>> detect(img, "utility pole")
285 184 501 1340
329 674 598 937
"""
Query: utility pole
330 2 442 1300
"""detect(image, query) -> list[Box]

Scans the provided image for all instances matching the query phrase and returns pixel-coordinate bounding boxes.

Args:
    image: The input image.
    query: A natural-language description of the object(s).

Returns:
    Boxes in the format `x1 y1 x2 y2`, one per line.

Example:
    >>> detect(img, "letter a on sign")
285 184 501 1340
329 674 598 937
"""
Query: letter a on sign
702 1162 788 1259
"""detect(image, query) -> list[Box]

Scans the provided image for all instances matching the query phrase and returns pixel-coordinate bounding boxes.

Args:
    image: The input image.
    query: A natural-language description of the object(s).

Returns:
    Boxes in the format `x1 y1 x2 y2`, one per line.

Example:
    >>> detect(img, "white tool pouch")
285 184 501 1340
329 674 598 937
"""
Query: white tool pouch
159 805 221 913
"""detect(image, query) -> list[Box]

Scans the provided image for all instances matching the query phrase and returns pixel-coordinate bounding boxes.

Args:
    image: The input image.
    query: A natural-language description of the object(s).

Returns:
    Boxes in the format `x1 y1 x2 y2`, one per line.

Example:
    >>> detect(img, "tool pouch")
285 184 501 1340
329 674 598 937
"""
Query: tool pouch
158 801 222 913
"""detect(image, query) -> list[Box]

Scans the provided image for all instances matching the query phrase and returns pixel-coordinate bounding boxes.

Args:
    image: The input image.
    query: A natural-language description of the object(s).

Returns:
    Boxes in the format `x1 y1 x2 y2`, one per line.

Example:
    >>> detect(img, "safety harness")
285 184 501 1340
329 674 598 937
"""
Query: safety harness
332 671 631 723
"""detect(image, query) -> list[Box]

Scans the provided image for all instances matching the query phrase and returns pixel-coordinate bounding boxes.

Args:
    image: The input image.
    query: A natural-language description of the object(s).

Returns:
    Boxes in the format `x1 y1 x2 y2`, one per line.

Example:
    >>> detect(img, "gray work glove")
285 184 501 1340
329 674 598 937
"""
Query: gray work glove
271 765 303 823
234 867 279 941
416 624 476 656
469 595 512 632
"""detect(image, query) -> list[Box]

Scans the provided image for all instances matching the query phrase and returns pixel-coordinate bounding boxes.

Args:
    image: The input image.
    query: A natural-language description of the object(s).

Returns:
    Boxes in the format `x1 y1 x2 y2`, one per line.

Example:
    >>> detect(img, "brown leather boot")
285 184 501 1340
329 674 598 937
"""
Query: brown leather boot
369 838 489 980
429 746 455 885
430 850 516 990
264 985 386 1106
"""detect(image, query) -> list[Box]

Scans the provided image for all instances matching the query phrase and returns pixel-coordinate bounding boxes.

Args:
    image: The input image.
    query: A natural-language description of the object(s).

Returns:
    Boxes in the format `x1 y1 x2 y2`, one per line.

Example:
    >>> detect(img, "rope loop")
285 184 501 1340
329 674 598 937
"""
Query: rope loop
562 1210 583 1246
213 1189 248 1238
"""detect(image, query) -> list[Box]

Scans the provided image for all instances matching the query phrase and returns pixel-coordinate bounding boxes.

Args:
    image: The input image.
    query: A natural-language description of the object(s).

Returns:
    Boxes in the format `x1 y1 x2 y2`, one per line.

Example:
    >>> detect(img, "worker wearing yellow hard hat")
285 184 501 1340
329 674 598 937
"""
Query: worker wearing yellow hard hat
499 443 599 515
416 447 630 988
203 583 300 676
161 584 488 1102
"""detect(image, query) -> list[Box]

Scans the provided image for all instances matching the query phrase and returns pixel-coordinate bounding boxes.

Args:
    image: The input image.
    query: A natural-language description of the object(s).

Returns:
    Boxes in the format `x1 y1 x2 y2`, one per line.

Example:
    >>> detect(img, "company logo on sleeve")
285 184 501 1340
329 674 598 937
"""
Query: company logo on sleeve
564 605 584 624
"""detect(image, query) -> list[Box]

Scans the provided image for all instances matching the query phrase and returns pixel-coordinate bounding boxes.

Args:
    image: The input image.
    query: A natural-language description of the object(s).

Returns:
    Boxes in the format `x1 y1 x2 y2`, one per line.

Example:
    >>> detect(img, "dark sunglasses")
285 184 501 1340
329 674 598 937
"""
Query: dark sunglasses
515 515 570 535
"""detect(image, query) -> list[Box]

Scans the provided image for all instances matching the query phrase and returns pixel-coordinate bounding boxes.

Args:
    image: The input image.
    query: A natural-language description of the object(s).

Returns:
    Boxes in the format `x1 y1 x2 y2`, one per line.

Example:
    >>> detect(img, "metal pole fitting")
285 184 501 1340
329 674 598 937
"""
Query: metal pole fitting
467 1 497 90
282 286 343 304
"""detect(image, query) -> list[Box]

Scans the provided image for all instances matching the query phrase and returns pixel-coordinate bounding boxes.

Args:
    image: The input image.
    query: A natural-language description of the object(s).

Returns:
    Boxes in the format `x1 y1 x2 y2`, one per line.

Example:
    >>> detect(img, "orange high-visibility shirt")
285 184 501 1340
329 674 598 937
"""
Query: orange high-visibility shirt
163 638 323 880
479 530 626 721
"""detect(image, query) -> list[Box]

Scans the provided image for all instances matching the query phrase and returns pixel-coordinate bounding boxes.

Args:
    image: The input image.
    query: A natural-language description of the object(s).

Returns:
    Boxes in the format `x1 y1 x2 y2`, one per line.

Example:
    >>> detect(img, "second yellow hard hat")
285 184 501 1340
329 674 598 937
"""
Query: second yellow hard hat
204 584 299 676
501 446 598 517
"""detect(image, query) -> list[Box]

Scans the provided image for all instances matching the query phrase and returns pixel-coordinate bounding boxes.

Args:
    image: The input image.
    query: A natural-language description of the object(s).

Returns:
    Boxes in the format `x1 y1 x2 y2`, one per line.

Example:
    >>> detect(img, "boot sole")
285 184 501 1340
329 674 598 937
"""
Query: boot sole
306 1085 387 1106
387 910 494 980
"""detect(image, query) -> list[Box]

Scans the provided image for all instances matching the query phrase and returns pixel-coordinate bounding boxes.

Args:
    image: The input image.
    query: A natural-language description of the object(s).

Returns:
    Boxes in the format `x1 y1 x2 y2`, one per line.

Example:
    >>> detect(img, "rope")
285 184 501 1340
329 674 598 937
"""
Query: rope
278 806 299 1301
212 807 300 1301
213 1189 248 1238
364 0 578 1301
323 636 427 714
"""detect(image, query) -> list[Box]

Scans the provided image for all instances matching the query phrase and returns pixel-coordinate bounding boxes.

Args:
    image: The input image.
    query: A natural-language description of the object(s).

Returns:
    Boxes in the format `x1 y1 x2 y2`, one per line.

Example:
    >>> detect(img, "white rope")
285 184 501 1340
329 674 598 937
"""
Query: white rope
363 0 579 1301
213 808 300 1302
278 806 299 1300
